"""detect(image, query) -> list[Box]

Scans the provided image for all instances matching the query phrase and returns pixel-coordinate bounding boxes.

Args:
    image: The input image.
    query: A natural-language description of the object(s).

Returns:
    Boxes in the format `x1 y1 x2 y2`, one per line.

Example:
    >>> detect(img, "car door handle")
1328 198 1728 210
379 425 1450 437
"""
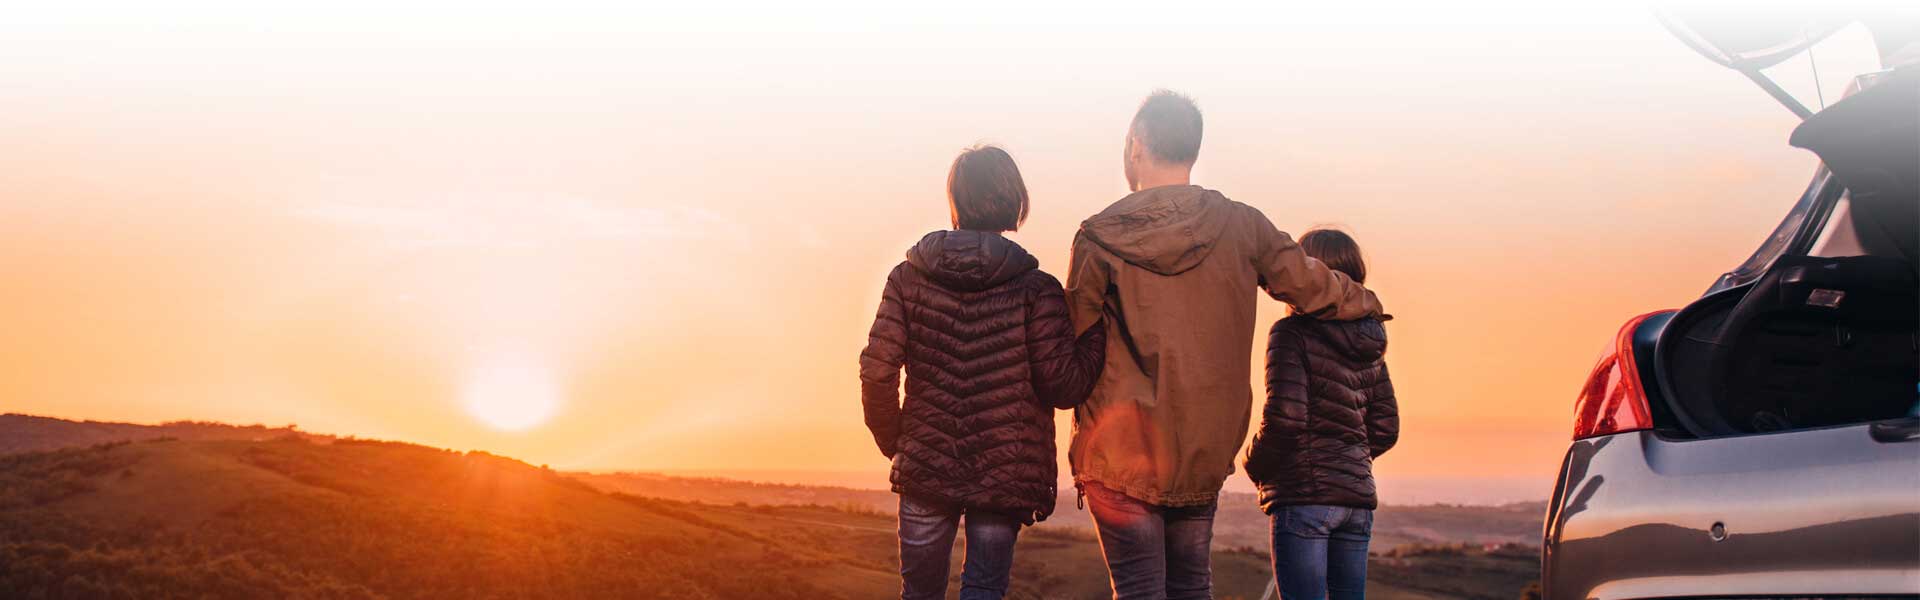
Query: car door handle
1869 417 1920 443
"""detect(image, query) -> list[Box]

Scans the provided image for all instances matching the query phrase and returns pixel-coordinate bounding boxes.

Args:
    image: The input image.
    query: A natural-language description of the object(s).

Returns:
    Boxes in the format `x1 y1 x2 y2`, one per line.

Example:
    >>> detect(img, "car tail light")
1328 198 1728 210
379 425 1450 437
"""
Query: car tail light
1572 310 1675 440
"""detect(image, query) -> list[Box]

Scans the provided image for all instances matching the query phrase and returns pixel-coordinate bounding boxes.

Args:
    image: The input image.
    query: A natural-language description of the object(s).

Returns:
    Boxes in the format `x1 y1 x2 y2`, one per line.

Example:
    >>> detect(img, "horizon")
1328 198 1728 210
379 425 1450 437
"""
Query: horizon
4 411 1550 505
0 2 1885 498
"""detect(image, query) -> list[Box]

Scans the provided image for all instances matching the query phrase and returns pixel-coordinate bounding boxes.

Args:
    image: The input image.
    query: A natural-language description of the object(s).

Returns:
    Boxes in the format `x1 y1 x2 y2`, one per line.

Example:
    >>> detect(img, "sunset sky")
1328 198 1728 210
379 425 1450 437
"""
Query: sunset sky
0 2 1884 502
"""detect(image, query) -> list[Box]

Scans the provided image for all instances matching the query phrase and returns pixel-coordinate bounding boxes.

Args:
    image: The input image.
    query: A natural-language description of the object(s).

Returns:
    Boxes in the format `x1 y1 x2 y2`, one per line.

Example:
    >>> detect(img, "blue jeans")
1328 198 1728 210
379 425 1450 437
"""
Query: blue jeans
897 493 1021 600
1083 482 1218 600
1270 505 1372 600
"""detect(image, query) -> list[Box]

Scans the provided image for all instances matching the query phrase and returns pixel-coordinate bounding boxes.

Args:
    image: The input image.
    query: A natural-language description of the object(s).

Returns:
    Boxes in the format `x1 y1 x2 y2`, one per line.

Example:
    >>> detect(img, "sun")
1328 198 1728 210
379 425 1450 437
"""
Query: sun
462 361 561 431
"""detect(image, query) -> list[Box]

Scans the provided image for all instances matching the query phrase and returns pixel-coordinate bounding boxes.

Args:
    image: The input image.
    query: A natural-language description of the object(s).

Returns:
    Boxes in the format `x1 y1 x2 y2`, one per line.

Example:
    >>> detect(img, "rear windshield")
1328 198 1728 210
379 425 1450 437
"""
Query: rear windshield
1714 168 1837 292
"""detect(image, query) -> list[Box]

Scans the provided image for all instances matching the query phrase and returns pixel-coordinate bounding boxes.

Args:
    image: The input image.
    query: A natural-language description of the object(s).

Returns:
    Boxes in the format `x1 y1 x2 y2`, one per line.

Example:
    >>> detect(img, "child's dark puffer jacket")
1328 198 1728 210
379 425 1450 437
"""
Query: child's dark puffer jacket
1244 316 1399 511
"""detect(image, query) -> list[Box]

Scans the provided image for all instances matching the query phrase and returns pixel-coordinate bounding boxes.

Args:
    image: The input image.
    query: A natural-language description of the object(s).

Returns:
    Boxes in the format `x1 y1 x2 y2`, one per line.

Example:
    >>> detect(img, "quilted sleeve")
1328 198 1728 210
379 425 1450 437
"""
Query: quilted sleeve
858 266 909 458
1367 363 1400 459
1245 321 1311 484
1026 274 1106 409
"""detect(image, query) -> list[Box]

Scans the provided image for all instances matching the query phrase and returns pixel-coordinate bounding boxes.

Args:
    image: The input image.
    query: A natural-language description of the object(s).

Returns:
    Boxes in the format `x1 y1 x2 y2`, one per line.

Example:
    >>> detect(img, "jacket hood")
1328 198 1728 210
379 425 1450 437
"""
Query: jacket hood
1306 318 1388 362
1079 185 1233 276
905 230 1039 291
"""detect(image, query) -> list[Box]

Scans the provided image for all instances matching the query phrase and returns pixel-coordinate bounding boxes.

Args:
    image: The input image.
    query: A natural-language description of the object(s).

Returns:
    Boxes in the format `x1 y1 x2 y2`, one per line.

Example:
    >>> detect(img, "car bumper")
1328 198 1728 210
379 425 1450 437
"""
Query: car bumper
1542 427 1920 600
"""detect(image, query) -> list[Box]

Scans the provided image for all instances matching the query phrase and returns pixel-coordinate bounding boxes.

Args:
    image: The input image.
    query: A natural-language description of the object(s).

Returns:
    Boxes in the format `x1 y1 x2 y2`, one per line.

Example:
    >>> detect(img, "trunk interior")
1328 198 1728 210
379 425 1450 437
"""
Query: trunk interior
1655 66 1919 439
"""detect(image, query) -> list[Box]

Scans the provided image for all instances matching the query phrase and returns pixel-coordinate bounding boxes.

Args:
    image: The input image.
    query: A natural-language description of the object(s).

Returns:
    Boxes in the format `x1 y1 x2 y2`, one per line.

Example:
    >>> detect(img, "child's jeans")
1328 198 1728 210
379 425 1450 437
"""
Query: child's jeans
898 493 1021 600
1269 505 1373 600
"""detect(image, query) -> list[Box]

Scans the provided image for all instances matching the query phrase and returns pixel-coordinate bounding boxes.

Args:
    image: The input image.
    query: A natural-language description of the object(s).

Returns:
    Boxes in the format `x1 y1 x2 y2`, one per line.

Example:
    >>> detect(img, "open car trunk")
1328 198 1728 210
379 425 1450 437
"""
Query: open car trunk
1657 5 1920 118
1653 64 1919 438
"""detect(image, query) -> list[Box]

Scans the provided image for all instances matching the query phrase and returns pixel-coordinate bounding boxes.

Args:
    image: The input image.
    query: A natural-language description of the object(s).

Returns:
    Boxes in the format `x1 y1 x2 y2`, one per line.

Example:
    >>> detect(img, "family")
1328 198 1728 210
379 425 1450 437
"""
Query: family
859 90 1398 600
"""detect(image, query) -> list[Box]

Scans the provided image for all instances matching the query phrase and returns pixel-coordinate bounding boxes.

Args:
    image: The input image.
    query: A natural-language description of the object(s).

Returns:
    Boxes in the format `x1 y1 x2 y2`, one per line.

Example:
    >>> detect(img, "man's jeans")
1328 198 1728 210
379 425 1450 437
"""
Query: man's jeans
897 493 1021 600
1082 482 1218 600
1270 505 1373 600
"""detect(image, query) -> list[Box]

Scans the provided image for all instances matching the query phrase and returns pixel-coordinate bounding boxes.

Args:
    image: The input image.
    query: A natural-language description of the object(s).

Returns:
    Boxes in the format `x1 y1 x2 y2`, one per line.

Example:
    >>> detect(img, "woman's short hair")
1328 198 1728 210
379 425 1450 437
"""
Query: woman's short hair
1299 228 1367 284
947 145 1030 232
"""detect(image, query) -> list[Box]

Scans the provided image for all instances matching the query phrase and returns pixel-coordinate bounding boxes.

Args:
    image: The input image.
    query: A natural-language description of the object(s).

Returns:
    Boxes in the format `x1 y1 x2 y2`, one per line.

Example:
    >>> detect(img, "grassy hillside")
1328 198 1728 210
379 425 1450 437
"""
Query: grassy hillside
0 437 896 599
0 413 322 455
578 471 1547 552
1 418 1539 599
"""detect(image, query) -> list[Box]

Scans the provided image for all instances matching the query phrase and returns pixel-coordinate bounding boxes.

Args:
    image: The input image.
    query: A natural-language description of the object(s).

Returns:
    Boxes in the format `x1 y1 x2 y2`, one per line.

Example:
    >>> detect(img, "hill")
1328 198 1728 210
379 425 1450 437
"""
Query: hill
0 413 323 455
575 471 1547 552
1 437 899 598
0 417 1540 598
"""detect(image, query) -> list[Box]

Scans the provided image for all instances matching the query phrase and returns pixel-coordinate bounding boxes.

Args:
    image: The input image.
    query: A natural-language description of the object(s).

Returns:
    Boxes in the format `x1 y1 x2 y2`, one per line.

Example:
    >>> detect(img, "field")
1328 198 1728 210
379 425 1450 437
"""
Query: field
575 471 1548 553
0 415 1540 599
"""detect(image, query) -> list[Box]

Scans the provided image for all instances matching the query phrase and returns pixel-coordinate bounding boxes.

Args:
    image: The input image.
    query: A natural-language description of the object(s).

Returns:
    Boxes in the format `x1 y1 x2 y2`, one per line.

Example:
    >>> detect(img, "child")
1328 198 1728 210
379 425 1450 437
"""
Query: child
858 145 1106 600
1243 228 1399 600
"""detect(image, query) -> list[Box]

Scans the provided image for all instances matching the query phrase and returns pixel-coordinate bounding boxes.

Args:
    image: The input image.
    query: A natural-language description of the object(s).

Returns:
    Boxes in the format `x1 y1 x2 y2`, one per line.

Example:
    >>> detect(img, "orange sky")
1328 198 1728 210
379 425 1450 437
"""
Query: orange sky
0 3 1880 501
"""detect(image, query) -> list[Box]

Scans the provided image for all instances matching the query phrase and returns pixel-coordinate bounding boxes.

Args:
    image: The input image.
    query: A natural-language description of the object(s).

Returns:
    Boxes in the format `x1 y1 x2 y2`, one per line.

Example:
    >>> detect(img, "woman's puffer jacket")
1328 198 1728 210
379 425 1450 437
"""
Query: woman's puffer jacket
1244 315 1399 511
859 230 1105 524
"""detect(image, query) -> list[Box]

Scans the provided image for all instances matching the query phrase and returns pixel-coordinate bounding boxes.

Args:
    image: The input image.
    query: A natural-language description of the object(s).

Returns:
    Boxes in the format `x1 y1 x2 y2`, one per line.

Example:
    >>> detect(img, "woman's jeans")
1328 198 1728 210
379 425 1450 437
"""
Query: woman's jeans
1082 482 1219 600
1270 505 1373 600
897 493 1021 600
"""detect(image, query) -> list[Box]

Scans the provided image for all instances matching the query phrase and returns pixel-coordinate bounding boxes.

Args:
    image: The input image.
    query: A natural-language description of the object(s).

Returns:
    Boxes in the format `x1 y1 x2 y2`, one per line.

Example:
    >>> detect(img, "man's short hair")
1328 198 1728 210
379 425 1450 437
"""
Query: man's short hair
1130 89 1203 165
947 145 1030 232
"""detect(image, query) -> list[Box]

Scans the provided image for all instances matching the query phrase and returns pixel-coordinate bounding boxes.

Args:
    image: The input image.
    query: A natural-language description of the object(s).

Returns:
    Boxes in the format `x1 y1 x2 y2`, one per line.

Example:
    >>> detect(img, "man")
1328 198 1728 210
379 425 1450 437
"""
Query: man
1065 90 1385 599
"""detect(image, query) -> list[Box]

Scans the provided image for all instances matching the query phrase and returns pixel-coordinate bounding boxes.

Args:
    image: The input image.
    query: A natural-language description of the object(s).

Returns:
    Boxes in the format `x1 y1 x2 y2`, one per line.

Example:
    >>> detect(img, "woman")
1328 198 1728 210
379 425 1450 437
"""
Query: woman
1244 228 1400 600
857 145 1106 600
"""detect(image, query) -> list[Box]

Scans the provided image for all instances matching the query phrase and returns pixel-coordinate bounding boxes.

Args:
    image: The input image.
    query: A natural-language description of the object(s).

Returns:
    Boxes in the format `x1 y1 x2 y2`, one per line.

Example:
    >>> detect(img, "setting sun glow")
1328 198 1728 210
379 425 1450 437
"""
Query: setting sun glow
463 361 562 431
0 0 1846 501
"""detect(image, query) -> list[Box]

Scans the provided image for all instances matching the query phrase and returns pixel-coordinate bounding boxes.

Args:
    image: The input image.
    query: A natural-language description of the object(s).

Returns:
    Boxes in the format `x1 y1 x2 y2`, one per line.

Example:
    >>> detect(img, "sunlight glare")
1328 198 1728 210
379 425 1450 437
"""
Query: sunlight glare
463 360 561 431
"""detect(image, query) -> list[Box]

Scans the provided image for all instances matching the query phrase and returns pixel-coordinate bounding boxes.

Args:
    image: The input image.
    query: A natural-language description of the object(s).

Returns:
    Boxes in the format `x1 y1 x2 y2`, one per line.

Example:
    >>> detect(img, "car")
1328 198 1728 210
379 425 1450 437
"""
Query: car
1540 9 1920 600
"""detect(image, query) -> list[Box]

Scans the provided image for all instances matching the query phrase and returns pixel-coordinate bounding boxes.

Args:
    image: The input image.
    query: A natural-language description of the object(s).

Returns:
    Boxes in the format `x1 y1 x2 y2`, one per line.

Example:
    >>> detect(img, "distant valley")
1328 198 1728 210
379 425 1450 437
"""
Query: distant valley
573 471 1548 553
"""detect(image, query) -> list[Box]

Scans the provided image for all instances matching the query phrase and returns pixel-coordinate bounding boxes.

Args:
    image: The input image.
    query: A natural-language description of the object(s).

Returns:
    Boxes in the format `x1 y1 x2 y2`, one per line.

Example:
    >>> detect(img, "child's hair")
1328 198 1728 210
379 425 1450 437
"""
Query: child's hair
947 145 1030 232
1299 228 1366 284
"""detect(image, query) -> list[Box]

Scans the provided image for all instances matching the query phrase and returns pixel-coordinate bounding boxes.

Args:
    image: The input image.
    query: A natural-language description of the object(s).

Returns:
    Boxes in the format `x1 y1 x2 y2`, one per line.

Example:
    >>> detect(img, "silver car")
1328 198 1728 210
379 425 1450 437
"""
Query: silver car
1541 9 1920 600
